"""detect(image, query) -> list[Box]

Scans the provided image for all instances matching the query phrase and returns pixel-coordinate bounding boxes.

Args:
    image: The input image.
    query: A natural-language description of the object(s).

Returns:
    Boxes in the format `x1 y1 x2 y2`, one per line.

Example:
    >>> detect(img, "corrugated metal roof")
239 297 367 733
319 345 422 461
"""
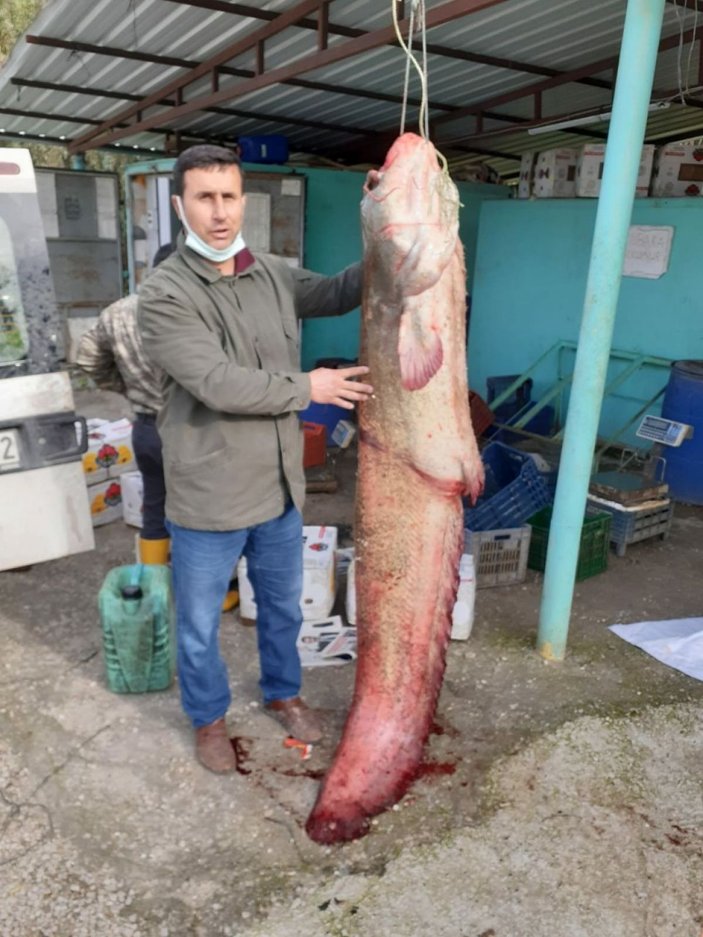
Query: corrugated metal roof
1 0 703 176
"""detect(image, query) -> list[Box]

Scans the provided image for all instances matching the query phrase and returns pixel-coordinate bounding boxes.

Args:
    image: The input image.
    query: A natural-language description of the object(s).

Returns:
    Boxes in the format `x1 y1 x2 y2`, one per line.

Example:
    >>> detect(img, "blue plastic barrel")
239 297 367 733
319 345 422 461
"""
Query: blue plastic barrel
661 359 703 504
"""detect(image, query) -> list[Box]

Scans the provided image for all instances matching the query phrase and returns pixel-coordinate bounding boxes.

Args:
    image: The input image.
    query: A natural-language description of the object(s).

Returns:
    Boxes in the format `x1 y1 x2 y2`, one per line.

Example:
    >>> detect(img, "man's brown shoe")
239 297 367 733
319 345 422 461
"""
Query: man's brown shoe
195 717 237 773
265 697 323 743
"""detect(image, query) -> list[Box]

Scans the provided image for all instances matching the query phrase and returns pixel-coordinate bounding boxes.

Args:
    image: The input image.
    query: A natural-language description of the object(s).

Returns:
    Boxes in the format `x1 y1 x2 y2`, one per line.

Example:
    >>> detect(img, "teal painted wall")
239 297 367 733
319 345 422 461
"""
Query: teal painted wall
299 166 510 369
469 197 703 442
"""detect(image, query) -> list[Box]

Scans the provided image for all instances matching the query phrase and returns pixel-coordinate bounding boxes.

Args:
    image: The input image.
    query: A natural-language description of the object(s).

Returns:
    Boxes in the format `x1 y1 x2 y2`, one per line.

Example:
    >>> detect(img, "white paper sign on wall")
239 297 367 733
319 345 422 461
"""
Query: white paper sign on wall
622 225 674 279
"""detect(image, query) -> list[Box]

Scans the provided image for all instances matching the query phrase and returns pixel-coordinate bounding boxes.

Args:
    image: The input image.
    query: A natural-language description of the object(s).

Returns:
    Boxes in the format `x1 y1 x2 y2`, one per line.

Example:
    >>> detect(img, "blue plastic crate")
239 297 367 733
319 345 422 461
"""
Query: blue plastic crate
464 442 551 531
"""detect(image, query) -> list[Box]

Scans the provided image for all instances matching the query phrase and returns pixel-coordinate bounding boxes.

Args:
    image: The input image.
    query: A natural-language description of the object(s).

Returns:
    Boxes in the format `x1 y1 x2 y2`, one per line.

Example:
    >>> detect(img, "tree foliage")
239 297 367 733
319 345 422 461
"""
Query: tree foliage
0 0 49 64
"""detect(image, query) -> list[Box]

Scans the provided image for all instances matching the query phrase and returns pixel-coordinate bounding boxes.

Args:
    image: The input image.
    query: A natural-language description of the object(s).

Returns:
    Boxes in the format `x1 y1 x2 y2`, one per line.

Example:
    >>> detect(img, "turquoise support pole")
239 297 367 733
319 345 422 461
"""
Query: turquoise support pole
536 0 666 661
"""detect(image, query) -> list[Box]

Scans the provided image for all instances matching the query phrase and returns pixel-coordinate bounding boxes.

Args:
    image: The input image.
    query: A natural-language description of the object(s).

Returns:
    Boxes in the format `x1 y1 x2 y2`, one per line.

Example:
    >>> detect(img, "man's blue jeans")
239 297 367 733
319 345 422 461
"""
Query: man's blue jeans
168 503 303 727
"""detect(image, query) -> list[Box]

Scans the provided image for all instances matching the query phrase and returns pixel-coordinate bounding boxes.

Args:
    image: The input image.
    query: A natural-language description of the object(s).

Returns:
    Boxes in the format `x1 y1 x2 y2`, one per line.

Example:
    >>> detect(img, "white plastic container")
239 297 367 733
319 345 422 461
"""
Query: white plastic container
121 470 144 527
346 555 357 625
450 553 476 641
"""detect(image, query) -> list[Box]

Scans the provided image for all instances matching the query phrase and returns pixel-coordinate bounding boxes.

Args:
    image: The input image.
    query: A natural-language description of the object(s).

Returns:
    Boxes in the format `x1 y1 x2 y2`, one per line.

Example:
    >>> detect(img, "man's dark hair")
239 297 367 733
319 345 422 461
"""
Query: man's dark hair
152 242 175 267
172 144 243 196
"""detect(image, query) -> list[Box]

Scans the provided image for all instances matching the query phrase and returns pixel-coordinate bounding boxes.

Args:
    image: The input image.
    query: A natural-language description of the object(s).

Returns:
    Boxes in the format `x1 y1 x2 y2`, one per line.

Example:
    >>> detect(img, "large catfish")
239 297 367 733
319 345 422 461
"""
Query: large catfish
306 133 484 844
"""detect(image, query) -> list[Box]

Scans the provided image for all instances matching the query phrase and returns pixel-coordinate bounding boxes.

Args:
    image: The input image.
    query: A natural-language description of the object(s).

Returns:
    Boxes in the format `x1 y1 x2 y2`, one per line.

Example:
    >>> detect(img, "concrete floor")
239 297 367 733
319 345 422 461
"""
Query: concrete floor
1 388 702 936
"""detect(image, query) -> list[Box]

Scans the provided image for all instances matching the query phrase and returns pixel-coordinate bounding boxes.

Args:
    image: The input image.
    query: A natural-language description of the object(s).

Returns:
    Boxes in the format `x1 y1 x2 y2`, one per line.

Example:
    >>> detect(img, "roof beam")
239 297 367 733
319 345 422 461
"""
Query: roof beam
0 129 166 152
334 26 699 159
163 0 611 89
10 77 379 138
68 0 339 152
429 25 703 137
69 0 511 153
0 105 240 147
17 42 459 114
17 76 568 152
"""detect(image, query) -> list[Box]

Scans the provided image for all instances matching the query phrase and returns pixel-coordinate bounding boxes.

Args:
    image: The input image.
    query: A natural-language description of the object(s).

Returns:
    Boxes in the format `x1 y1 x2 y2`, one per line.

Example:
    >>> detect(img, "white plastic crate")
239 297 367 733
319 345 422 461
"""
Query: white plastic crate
464 525 532 588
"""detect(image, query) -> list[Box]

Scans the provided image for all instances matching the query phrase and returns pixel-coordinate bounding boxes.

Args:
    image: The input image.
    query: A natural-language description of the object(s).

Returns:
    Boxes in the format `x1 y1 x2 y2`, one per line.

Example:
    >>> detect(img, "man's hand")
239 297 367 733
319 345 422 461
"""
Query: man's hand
308 365 373 410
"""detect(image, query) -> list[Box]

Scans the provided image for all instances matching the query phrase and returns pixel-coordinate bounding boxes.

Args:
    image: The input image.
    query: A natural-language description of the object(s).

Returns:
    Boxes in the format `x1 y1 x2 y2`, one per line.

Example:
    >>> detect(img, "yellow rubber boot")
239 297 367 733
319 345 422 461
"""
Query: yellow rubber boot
222 579 239 612
139 537 171 565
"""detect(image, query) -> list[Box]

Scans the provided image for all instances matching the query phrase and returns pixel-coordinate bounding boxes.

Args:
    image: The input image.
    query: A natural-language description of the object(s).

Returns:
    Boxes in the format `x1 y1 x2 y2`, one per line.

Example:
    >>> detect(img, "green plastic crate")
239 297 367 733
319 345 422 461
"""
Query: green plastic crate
527 506 611 581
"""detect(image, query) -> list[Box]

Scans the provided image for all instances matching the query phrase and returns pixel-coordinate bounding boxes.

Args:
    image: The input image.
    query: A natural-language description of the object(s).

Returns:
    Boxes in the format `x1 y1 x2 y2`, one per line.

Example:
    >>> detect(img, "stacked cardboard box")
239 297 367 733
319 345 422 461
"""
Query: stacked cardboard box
651 143 703 197
575 144 655 198
517 152 537 199
533 148 578 198
237 525 338 623
82 418 135 526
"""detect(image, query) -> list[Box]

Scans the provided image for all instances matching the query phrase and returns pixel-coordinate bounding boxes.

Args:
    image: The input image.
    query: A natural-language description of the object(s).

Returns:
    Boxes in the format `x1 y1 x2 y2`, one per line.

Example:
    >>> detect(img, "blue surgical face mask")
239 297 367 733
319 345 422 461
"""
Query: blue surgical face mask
174 195 246 263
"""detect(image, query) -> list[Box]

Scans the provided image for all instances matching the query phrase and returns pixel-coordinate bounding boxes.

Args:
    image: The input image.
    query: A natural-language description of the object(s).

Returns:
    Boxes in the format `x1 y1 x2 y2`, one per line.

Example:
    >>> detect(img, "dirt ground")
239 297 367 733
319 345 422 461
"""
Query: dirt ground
1 388 702 936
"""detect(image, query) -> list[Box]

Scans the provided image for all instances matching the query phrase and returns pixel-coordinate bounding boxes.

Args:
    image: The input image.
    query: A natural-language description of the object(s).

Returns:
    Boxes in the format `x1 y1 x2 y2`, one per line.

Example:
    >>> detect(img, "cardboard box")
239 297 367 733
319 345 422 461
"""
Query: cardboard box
651 143 703 197
533 148 578 198
87 477 123 527
82 417 136 483
517 152 536 199
345 549 476 639
575 144 605 198
237 525 338 622
575 144 655 198
637 144 655 197
297 615 356 668
121 470 143 528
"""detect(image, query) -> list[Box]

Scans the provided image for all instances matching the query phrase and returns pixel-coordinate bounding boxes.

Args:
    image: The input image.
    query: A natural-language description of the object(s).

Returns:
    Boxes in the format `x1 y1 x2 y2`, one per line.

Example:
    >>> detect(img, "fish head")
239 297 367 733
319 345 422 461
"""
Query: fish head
362 133 459 296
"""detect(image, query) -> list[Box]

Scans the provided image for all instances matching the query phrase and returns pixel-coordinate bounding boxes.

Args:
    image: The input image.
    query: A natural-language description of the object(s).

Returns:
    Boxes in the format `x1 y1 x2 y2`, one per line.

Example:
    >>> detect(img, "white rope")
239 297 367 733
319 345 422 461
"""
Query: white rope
674 0 700 104
419 1 429 139
687 1 700 99
398 2 416 135
392 0 430 140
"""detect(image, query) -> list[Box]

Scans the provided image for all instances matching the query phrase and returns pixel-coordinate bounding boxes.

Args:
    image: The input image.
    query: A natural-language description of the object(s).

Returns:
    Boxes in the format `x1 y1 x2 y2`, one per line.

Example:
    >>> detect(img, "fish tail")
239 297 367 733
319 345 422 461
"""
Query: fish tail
306 455 462 844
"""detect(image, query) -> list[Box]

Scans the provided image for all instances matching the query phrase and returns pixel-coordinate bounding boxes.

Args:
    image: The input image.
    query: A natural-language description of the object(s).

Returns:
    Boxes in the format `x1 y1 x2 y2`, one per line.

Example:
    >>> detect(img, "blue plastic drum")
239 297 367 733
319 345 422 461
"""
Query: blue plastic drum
661 360 703 504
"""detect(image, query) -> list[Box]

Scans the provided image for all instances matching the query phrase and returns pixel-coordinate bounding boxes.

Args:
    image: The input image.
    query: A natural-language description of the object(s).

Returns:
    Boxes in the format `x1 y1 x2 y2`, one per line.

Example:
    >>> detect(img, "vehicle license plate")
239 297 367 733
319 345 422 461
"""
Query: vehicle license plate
0 428 21 471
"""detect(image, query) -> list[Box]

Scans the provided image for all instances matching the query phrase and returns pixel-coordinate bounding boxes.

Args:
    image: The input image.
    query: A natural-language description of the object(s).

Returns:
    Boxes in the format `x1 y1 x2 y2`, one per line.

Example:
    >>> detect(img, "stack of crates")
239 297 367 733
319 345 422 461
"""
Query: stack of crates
586 494 674 556
462 442 551 587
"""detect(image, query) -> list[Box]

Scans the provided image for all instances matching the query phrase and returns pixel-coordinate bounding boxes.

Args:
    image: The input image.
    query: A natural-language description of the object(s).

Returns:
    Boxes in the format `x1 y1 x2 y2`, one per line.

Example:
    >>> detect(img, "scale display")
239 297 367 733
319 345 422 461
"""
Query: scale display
636 414 692 447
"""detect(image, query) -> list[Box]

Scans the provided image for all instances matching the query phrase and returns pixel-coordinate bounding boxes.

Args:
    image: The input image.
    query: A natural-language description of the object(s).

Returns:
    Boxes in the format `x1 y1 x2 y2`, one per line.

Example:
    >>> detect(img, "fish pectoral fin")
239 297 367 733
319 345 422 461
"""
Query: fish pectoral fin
397 304 443 391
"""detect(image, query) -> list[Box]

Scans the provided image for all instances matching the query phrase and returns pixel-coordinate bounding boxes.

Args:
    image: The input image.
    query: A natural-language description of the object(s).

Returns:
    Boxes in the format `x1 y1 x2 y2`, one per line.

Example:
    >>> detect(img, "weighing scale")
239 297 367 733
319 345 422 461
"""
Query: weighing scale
588 414 693 505
634 414 692 448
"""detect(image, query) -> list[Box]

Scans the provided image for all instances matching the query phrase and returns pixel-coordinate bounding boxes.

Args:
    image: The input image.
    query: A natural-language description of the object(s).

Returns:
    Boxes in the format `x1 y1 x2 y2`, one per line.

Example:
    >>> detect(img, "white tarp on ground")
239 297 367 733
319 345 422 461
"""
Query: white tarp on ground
610 617 703 682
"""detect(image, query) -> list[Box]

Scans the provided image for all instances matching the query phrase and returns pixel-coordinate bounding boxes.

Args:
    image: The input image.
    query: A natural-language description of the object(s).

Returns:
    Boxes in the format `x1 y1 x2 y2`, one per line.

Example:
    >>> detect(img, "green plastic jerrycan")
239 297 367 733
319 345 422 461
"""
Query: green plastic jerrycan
98 563 175 694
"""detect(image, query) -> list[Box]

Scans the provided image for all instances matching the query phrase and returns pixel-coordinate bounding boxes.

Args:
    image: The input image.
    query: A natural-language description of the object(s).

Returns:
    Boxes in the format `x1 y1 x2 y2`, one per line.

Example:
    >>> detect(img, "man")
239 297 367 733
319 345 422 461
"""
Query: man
76 244 174 564
138 144 372 774
76 244 239 608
